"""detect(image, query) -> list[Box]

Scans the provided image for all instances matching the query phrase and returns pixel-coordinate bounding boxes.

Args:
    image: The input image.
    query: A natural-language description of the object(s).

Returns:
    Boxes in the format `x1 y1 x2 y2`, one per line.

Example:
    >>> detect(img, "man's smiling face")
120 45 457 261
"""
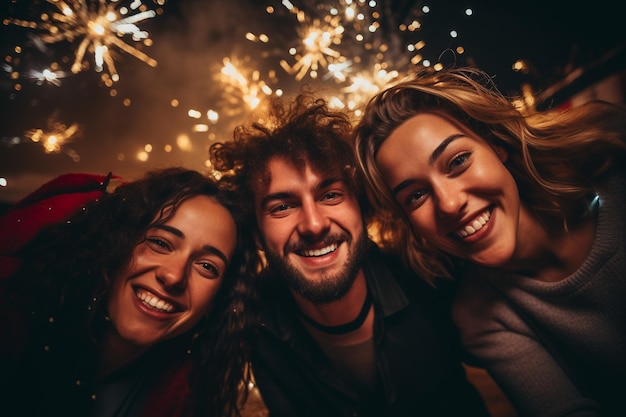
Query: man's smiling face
254 157 368 303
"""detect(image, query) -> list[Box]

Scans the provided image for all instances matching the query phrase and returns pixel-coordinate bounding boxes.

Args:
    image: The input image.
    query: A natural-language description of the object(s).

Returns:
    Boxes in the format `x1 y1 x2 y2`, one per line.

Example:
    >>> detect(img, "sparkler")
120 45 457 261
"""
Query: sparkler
219 57 277 113
280 16 347 81
2 0 477 171
28 67 70 86
8 0 160 82
25 119 81 160
331 68 403 114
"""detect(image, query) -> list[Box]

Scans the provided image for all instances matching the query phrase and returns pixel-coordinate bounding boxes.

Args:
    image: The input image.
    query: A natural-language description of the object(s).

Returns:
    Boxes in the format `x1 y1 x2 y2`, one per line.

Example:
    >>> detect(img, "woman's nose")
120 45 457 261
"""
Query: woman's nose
434 184 467 217
156 257 188 290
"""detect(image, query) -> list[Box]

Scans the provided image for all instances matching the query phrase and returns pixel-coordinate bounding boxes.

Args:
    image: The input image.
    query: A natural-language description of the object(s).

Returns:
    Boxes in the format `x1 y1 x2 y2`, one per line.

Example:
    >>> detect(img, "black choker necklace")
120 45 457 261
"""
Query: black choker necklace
299 293 372 335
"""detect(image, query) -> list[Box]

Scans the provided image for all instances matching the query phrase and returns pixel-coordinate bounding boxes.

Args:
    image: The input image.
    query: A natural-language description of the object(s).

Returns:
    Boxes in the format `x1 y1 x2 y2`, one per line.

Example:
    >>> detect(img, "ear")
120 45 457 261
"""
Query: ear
493 145 508 163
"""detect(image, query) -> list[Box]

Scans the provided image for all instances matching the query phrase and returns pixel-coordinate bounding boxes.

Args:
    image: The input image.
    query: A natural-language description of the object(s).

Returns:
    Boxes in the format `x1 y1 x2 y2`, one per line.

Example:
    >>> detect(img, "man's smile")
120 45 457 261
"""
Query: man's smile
298 242 339 257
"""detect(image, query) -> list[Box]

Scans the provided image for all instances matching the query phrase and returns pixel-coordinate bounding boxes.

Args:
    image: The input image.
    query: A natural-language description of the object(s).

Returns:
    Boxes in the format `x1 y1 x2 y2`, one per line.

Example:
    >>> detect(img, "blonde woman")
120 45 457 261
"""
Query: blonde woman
354 67 626 417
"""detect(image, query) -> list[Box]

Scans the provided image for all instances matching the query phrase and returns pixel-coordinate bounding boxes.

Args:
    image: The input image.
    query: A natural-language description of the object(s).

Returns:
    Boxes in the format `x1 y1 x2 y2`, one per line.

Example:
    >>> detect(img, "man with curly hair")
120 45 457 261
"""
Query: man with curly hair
210 92 489 417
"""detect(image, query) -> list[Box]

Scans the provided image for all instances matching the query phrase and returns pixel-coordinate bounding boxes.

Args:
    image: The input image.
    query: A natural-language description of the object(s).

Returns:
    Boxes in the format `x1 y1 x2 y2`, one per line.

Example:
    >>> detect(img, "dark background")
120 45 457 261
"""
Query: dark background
1 0 624 207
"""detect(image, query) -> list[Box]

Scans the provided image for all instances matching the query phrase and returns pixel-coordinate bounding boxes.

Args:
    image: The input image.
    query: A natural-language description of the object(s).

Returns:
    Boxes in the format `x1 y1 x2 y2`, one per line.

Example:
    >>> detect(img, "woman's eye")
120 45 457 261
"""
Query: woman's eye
449 152 471 171
404 189 426 209
198 261 220 278
146 237 171 251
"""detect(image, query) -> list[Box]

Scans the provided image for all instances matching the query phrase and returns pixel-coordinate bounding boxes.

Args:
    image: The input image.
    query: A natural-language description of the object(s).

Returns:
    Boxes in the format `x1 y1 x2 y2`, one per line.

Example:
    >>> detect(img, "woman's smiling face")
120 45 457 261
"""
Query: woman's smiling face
375 112 521 268
106 195 237 352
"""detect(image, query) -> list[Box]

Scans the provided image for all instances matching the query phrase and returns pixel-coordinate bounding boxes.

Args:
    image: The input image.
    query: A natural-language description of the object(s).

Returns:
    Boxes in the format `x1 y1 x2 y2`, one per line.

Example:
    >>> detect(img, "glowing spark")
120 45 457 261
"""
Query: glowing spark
343 68 401 97
280 17 347 80
218 57 274 114
326 68 403 115
28 68 69 86
10 0 160 82
26 121 81 155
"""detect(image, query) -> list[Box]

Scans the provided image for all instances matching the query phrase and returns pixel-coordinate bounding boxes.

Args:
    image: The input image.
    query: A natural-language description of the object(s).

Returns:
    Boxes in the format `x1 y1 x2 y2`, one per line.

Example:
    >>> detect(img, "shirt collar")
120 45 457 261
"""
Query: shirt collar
259 242 410 339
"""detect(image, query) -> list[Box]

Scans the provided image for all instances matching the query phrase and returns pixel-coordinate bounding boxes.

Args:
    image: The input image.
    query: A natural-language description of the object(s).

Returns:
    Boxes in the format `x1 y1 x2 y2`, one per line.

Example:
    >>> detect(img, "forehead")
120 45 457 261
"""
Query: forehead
257 157 321 192
393 112 460 138
255 157 352 206
166 195 237 257
380 113 463 155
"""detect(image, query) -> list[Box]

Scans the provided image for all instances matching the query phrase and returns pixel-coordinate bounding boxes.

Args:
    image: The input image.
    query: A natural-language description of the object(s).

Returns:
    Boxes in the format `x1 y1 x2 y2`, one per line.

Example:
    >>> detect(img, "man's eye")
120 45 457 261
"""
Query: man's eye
321 191 346 204
270 203 291 213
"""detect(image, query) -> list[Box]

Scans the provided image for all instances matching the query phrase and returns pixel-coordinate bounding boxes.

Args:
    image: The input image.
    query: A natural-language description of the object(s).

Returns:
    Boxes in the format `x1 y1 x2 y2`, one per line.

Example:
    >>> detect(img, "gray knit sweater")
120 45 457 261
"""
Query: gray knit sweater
453 172 626 417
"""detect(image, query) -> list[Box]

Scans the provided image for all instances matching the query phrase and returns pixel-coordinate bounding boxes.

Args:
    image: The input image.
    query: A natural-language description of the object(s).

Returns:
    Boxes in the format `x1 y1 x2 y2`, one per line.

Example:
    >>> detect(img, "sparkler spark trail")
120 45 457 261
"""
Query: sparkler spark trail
330 68 403 114
219 57 276 113
26 120 81 157
9 0 160 82
28 67 69 86
280 15 347 81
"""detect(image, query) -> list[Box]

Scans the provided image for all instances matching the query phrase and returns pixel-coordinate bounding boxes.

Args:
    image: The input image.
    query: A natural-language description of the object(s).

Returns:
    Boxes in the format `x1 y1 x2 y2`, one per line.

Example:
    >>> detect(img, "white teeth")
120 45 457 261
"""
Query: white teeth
136 290 175 313
301 242 338 257
457 210 491 238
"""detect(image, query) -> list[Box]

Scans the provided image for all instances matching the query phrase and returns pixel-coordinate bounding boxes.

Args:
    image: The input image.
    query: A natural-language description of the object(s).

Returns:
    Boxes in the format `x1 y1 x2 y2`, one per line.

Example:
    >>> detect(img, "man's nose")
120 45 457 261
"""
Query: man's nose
297 200 331 237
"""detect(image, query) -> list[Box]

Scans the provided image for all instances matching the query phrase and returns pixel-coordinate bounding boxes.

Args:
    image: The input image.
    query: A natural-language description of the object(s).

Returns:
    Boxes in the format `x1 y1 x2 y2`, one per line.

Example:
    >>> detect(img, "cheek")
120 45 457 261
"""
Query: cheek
108 257 139 299
106 276 127 324
344 202 365 232
407 207 432 233
262 221 291 251
191 280 222 315
480 155 513 183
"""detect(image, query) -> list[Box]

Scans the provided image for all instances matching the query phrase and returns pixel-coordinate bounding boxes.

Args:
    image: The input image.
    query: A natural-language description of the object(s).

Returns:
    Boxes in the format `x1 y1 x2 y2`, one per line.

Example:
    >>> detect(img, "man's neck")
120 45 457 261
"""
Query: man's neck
292 270 374 344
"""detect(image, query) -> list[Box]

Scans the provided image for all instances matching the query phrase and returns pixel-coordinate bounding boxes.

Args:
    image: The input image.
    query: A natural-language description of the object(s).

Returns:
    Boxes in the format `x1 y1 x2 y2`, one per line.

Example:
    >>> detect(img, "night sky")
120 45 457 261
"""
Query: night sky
1 0 624 205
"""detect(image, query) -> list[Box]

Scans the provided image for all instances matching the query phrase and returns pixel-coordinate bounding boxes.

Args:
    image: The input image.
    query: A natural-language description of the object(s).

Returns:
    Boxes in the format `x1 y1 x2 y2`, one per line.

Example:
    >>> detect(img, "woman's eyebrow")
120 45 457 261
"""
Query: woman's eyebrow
154 224 183 238
202 245 229 265
392 178 416 198
153 224 229 264
429 134 465 164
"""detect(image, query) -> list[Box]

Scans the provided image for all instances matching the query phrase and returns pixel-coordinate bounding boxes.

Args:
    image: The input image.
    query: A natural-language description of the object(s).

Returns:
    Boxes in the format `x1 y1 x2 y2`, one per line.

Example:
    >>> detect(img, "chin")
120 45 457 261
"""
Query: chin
473 253 512 269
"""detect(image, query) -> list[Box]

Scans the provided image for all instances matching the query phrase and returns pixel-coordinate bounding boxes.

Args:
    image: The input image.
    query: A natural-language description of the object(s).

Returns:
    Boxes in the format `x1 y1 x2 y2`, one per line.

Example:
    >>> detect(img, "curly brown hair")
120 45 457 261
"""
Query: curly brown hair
210 90 370 223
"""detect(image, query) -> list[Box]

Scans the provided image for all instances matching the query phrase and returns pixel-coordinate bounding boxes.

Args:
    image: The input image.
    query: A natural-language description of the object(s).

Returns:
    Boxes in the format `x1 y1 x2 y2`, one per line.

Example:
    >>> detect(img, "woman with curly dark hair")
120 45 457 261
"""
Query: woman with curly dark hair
0 167 259 417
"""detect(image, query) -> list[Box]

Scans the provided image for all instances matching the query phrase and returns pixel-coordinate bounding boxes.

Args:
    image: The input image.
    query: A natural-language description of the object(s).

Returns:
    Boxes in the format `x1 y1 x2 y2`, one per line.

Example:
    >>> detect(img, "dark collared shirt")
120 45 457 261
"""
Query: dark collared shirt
251 243 490 417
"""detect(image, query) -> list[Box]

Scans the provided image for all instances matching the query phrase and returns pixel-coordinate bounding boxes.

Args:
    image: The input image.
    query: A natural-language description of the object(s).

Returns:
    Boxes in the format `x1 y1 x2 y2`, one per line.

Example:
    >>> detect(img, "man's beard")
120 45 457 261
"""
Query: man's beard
263 229 370 304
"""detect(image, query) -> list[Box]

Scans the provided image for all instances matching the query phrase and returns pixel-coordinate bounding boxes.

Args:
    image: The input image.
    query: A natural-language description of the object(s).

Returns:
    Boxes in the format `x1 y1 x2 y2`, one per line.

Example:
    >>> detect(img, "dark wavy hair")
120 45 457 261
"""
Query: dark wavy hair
209 90 370 223
6 167 257 417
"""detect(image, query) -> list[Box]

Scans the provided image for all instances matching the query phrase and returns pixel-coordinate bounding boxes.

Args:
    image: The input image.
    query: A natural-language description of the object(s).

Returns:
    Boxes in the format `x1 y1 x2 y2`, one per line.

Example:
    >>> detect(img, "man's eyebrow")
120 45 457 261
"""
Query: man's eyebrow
428 133 466 165
319 177 343 190
260 191 295 209
153 224 229 264
260 177 343 207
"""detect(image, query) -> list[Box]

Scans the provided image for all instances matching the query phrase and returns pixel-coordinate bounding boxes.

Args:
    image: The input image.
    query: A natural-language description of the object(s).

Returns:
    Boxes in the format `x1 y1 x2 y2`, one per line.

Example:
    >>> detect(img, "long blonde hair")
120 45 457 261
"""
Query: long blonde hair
354 66 626 282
